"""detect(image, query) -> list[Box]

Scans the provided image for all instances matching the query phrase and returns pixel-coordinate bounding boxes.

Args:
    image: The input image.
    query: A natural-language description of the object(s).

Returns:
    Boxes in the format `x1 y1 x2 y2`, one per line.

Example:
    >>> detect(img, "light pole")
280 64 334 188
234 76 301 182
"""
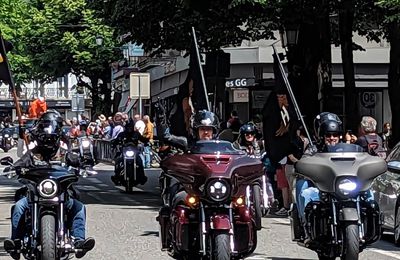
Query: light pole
95 35 104 56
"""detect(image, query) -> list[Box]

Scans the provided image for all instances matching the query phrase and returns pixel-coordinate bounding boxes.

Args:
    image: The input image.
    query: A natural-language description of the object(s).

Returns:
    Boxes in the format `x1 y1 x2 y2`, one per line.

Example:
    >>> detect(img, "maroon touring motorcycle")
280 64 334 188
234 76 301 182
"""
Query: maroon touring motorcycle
157 140 264 260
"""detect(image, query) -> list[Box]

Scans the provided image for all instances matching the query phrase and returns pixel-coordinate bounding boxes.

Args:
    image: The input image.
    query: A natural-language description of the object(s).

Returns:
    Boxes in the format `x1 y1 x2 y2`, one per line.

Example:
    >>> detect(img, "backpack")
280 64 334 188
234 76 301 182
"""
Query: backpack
364 135 387 159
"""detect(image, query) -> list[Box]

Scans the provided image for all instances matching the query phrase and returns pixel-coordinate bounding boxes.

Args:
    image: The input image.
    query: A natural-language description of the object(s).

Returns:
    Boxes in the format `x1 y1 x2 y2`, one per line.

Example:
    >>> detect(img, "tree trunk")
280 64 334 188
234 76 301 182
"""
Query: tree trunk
90 77 100 118
339 0 358 132
388 21 400 147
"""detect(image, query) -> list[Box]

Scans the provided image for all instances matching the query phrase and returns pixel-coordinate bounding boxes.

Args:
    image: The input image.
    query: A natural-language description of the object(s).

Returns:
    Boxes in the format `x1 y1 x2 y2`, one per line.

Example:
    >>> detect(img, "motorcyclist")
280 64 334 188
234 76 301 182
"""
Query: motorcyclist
3 111 95 259
110 119 149 185
162 110 219 206
233 123 263 156
295 112 343 225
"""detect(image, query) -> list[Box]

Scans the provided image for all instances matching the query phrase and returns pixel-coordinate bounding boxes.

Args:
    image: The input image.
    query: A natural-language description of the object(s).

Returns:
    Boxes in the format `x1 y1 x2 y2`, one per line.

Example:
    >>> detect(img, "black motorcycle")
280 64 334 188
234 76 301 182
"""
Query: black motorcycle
114 141 145 193
69 136 96 173
1 156 96 260
290 143 387 260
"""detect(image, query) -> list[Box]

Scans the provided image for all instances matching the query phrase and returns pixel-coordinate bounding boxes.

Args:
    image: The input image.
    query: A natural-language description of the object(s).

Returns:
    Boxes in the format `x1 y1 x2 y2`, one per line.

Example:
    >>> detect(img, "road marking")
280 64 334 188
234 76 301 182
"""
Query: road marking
366 248 400 259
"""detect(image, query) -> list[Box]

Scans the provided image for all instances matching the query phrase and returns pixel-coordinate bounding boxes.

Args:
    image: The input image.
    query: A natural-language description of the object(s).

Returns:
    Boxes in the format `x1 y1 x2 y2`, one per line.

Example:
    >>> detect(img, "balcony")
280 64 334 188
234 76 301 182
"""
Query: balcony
0 85 90 100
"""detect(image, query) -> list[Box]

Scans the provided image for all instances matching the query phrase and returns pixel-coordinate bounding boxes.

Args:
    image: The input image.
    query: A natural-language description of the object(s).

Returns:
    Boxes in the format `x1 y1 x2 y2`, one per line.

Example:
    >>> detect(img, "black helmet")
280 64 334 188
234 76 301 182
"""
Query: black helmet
240 124 256 136
191 110 219 131
314 112 343 139
31 110 63 158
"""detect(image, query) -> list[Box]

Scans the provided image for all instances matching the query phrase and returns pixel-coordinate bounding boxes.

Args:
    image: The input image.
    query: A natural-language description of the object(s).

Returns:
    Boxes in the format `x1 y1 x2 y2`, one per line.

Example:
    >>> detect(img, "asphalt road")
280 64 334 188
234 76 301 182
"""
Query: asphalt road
0 148 400 259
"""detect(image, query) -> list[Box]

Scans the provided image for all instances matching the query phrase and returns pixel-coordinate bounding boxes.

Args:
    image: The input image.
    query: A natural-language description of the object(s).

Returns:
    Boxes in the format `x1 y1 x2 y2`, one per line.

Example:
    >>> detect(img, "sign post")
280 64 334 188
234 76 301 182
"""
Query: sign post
129 72 150 116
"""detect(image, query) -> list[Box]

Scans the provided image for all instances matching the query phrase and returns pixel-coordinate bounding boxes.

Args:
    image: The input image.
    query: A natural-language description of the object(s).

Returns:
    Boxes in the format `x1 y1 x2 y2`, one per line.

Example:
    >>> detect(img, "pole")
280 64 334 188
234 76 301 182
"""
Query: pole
191 27 210 111
271 43 315 147
0 31 28 145
139 75 142 116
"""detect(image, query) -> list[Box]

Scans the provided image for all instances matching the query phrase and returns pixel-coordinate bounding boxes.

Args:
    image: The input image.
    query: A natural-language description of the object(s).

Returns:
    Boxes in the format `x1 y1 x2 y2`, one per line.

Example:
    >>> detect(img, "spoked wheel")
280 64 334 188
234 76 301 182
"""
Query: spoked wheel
394 206 400 246
341 223 360 260
252 185 263 230
40 214 57 260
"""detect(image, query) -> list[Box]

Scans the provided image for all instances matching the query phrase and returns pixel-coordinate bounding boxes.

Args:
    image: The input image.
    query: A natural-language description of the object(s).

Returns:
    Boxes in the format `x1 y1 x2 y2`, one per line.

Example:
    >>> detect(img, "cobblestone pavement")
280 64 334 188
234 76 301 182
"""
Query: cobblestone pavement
0 148 399 259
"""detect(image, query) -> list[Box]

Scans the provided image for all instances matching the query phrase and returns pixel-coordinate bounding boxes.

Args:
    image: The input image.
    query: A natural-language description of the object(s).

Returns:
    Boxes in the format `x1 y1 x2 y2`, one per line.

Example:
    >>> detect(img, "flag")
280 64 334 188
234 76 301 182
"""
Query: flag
168 38 208 137
262 53 299 165
0 35 13 84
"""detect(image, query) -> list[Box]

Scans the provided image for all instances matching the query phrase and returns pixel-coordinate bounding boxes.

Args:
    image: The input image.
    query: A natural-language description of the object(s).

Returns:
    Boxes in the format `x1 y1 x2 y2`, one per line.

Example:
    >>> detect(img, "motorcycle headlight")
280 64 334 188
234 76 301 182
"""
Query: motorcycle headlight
125 150 135 157
337 178 357 196
4 134 9 138
206 179 230 202
81 140 91 148
38 179 58 198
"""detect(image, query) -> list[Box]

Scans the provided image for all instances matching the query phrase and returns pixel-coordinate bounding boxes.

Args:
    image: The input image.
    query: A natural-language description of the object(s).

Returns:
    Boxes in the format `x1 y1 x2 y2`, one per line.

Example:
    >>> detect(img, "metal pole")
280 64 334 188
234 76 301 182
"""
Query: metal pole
138 76 142 116
191 27 210 111
271 43 314 147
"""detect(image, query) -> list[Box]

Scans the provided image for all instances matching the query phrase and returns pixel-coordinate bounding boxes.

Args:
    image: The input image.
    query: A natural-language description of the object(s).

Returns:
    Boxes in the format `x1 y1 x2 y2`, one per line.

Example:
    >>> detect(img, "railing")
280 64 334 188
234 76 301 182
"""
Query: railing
94 139 116 164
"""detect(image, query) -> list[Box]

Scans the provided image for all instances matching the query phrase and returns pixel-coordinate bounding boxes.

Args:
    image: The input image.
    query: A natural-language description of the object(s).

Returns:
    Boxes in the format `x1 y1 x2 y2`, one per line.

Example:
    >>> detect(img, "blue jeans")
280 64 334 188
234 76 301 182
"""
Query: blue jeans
295 179 374 223
143 145 151 168
12 197 86 240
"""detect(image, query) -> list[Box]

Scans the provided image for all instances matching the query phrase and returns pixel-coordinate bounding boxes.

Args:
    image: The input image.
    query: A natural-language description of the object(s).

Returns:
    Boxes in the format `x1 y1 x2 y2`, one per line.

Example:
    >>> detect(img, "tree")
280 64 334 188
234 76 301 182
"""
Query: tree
24 0 122 115
0 0 35 93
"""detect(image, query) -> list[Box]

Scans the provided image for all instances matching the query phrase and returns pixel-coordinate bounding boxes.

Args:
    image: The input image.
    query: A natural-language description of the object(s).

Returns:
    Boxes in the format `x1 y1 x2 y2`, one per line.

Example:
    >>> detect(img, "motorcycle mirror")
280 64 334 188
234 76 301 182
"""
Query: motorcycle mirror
387 160 400 174
0 156 13 166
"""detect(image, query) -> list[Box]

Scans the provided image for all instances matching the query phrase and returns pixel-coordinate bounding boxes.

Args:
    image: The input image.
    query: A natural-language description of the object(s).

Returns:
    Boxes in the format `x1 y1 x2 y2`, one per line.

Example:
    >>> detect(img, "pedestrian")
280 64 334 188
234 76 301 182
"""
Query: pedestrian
111 113 124 139
275 157 290 216
379 122 392 151
227 110 242 140
142 115 154 168
355 116 386 158
133 114 145 135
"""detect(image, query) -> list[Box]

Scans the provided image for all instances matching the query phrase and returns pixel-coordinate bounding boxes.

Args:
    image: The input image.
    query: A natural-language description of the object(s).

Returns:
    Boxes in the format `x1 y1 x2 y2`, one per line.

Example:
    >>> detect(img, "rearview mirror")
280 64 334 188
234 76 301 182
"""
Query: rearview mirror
387 160 400 174
0 156 13 166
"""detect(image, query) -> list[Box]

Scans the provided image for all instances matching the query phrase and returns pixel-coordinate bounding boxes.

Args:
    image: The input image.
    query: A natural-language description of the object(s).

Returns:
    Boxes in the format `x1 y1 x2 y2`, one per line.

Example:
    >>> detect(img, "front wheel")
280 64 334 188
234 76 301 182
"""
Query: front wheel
40 214 57 260
212 232 230 260
394 206 400 246
341 223 360 260
252 185 263 230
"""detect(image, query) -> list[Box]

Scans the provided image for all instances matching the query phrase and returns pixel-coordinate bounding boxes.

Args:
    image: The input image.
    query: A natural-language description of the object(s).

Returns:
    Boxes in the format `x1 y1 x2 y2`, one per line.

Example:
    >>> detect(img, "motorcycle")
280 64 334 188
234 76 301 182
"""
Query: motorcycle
69 136 96 173
157 140 264 259
0 127 16 152
0 156 97 260
290 143 387 260
114 141 145 193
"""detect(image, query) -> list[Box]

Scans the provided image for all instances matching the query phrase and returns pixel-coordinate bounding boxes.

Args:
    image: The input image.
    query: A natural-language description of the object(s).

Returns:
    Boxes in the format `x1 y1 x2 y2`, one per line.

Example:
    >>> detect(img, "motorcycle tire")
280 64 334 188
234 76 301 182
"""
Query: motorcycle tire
395 205 400 246
252 185 263 230
341 223 359 260
318 254 335 260
125 176 133 193
212 232 230 260
40 214 57 260
3 146 9 152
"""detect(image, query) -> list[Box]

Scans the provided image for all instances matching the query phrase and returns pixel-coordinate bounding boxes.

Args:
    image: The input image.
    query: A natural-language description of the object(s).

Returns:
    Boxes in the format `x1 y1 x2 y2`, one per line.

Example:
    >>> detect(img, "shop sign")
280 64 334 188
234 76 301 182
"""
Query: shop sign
233 89 249 103
360 92 376 108
225 78 255 88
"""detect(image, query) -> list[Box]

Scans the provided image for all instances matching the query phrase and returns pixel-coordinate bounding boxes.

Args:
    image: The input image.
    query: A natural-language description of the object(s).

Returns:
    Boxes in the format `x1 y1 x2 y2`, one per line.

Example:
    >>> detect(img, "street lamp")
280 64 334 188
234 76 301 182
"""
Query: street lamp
96 35 104 46
280 25 300 48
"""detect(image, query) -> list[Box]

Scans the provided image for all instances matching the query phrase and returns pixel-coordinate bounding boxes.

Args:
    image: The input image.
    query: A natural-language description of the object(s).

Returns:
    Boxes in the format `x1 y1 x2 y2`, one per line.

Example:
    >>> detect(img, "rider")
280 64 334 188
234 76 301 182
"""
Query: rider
110 119 149 185
295 112 343 225
3 111 95 259
233 123 263 156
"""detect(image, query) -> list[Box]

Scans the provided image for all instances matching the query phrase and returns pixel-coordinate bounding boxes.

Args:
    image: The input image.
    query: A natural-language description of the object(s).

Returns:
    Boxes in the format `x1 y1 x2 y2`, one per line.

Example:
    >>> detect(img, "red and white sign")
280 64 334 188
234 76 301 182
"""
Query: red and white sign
233 89 249 103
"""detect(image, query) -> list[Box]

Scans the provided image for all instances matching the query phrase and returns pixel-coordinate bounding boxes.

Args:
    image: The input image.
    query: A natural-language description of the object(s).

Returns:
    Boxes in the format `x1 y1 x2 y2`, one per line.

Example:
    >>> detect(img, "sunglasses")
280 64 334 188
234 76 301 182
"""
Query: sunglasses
245 133 254 136
325 133 339 138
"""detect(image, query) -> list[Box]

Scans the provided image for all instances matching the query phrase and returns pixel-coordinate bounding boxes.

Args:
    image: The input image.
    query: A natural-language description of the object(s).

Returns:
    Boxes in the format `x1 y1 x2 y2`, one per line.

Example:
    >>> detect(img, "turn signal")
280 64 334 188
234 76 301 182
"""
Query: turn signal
185 195 199 208
234 197 245 207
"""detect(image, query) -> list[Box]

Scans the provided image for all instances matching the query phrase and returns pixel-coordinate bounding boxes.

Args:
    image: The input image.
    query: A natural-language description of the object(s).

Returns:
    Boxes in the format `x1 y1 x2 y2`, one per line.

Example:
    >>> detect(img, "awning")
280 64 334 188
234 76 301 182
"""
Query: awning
118 92 130 111
124 99 138 114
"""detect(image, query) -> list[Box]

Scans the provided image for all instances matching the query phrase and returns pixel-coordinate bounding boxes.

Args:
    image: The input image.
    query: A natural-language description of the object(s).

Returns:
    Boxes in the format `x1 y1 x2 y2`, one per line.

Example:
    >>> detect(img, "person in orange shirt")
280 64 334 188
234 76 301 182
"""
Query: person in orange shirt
142 115 154 168
28 97 47 118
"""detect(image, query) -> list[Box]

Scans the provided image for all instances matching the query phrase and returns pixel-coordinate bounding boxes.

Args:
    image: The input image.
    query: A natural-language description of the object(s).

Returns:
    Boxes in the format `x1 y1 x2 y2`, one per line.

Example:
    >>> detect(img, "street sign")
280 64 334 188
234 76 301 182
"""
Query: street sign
71 94 85 112
129 72 150 99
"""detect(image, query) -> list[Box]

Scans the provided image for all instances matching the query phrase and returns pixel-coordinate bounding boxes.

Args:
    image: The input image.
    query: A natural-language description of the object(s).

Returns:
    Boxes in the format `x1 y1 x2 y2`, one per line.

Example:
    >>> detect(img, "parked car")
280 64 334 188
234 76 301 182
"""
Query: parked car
371 142 400 246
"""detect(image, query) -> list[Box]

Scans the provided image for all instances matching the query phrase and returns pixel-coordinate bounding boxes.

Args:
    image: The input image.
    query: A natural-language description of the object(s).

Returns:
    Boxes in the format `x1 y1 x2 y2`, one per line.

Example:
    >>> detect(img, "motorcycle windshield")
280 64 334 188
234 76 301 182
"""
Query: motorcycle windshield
322 143 364 153
190 140 245 155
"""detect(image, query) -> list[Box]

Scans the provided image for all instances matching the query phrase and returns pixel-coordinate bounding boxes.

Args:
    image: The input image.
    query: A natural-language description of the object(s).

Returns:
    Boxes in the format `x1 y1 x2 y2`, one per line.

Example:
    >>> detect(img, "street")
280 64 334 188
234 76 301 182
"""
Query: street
0 149 399 260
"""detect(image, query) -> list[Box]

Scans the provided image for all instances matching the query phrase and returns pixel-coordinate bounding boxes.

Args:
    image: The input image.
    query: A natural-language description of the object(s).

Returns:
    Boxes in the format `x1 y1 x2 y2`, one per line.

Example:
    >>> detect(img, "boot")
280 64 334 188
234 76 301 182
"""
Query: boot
74 237 95 258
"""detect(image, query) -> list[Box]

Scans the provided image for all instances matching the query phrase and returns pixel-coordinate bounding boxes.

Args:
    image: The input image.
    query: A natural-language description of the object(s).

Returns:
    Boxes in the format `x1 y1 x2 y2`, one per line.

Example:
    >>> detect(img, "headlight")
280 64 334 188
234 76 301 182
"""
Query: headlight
207 179 230 202
125 150 135 157
38 179 58 198
4 134 9 138
81 140 91 148
337 178 357 195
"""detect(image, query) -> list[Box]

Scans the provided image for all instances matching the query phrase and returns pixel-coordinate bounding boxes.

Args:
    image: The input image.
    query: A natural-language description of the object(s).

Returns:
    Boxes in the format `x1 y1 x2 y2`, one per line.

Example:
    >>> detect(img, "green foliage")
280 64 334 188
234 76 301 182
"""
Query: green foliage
377 0 400 23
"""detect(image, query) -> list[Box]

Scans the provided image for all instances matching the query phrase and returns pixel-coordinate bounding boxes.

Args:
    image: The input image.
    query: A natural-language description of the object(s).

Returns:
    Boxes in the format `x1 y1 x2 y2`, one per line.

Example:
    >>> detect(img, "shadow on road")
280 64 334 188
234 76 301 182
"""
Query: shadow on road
370 232 400 252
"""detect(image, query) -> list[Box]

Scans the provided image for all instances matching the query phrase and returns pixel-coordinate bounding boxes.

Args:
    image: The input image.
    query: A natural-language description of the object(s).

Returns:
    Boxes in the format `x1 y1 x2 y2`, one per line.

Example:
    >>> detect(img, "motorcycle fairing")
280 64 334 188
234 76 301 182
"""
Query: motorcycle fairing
295 152 387 192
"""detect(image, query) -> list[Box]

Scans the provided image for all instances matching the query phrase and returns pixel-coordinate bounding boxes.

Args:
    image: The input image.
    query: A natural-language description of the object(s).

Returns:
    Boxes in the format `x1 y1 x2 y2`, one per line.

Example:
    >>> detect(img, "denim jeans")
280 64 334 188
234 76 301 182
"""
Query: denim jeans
143 145 151 168
12 197 86 240
295 178 374 223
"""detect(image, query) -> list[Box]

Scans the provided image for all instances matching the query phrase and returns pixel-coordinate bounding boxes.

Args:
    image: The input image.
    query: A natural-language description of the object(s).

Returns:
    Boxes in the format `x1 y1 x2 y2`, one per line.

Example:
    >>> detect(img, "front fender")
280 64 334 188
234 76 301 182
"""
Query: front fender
210 214 231 230
339 207 359 222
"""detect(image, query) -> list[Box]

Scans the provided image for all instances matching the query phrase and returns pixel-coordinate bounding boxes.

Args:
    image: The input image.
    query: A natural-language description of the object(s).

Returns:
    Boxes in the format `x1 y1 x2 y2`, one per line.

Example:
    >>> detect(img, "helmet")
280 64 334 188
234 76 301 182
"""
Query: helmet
314 112 343 139
240 124 256 137
191 110 219 131
31 111 63 158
